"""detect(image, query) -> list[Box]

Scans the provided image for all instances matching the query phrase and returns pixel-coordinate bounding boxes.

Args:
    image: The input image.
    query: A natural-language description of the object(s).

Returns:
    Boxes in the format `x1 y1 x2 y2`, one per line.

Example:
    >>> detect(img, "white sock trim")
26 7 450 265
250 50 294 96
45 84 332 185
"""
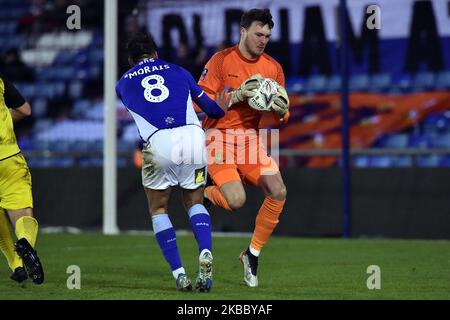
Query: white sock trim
151 213 173 234
249 246 260 257
188 204 209 219
172 267 186 280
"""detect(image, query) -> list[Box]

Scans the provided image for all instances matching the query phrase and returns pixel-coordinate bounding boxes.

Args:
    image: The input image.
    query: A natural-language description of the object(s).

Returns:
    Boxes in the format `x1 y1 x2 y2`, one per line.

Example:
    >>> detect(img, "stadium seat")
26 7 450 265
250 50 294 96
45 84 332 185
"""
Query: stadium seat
416 155 441 167
32 119 54 135
391 156 413 167
50 140 72 152
422 113 450 134
70 100 92 118
377 133 409 148
326 74 341 92
78 157 103 167
27 157 74 168
33 139 52 151
435 70 450 90
408 134 433 148
393 74 412 93
117 140 136 153
411 71 436 91
285 76 305 93
353 155 370 167
369 73 391 92
92 139 104 152
368 156 393 167
349 74 369 92
18 137 33 151
431 133 450 148
32 98 48 118
69 140 94 154
304 75 327 94
122 123 141 143
68 80 84 99
439 156 450 167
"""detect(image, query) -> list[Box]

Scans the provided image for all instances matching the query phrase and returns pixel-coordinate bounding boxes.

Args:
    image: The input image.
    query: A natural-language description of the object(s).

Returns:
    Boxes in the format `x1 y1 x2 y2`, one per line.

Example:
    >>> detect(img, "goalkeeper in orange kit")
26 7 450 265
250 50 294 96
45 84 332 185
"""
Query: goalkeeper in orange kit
197 8 290 287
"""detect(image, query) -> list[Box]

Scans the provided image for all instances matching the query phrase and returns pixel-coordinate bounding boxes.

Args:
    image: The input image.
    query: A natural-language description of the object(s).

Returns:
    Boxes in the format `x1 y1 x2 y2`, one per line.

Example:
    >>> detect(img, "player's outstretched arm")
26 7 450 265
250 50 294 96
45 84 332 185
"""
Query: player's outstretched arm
229 74 264 106
215 90 231 111
194 91 229 119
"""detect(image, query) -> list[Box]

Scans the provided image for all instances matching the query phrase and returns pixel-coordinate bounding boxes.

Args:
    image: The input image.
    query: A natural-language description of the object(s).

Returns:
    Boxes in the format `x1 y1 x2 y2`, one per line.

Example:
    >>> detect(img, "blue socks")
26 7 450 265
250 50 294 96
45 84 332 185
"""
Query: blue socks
188 204 212 254
152 205 212 279
152 214 184 279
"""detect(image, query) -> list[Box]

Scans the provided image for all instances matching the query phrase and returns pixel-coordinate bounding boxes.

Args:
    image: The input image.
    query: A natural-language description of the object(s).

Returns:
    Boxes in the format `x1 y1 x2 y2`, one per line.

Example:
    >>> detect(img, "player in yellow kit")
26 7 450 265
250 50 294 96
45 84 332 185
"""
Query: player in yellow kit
0 72 44 285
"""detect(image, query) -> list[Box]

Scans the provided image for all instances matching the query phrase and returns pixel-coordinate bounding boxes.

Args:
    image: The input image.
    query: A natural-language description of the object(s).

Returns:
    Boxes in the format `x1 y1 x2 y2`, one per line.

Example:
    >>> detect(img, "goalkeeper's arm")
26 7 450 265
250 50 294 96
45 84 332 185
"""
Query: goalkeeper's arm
271 86 290 123
229 74 264 106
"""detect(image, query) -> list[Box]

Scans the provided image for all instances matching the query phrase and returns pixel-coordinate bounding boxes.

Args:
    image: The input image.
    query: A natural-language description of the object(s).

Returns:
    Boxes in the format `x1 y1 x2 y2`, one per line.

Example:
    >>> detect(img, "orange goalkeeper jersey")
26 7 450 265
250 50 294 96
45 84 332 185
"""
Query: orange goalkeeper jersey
198 45 285 130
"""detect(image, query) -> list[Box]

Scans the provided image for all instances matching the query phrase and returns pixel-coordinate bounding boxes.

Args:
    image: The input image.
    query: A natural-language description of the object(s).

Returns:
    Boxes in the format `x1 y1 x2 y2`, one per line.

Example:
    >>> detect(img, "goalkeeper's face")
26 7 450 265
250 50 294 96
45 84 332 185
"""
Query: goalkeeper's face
241 22 272 58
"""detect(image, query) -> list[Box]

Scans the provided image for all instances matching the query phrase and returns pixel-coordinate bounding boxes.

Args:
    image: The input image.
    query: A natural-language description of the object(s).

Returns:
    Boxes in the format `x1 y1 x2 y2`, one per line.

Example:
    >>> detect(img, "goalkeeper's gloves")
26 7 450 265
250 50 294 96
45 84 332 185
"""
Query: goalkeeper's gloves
229 74 264 106
271 86 290 119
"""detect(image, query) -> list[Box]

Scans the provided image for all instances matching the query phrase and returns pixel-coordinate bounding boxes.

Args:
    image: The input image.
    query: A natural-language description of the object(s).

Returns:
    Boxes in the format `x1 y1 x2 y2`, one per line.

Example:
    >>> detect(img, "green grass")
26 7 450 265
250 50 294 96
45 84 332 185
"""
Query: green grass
0 233 449 299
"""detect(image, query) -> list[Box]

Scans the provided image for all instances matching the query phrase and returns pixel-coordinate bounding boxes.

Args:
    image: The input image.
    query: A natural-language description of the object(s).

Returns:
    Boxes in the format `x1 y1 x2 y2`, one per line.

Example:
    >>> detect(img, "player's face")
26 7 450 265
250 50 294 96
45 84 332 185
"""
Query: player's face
242 22 271 58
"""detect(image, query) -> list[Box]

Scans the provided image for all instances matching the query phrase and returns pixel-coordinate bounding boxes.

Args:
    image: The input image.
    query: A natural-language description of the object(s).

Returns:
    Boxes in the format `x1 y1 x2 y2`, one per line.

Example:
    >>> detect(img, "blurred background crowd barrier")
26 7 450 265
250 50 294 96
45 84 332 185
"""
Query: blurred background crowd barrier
1 0 449 236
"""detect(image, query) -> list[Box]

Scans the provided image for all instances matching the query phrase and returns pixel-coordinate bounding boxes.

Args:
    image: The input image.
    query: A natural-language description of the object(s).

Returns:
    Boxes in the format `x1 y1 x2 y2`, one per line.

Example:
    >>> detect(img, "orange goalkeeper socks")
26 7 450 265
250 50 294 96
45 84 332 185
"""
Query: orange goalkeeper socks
250 197 285 252
204 186 232 211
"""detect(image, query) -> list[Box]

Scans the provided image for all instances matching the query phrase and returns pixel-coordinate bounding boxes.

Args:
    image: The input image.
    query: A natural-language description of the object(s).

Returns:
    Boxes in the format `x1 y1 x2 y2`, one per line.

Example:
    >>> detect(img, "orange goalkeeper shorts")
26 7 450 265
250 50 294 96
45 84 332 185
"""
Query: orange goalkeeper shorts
206 130 279 188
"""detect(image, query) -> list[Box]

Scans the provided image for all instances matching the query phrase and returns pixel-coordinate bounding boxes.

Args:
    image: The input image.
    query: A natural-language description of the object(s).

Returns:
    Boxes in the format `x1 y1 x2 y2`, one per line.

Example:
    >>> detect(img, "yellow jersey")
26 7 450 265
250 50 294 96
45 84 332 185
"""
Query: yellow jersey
0 74 25 160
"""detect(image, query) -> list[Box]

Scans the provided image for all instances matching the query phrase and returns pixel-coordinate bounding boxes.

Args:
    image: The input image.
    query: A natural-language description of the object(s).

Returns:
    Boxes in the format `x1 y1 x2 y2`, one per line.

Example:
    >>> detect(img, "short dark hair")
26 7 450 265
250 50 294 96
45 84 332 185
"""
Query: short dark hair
126 32 157 62
240 8 274 29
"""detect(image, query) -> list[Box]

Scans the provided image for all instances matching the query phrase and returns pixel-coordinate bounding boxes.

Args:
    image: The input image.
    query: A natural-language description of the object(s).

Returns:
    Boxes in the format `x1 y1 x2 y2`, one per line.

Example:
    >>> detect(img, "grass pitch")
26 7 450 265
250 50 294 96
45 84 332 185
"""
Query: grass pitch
0 233 448 300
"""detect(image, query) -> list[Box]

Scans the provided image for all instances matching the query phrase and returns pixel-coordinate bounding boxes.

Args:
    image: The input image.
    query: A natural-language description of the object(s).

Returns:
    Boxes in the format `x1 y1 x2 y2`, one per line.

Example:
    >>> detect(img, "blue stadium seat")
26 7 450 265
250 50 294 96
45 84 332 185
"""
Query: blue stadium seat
391 156 413 167
411 71 436 91
31 98 48 118
54 50 78 65
68 80 83 99
71 100 91 118
431 133 450 148
78 158 103 167
393 74 412 93
117 140 136 153
28 157 74 168
326 74 341 92
36 68 55 81
349 74 369 92
353 155 370 167
369 73 391 92
368 156 393 167
285 76 305 93
378 133 409 148
304 75 327 94
435 70 450 90
70 140 92 152
422 112 450 134
88 49 103 64
32 119 54 135
408 134 433 148
416 155 441 167
33 139 52 151
439 156 450 167
92 139 103 152
18 138 33 151
50 140 72 152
